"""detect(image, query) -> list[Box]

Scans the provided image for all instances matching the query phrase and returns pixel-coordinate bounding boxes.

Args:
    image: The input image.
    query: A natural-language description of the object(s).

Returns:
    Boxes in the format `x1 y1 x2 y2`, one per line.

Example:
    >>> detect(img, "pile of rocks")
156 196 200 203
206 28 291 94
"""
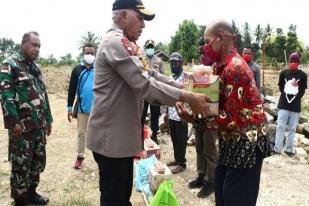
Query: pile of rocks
263 94 309 163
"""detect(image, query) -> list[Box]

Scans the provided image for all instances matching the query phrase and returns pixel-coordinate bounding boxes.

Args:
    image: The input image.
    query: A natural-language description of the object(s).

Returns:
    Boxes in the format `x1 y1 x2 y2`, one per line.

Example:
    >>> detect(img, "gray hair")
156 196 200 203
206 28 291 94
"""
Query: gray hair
22 31 39 45
112 9 126 24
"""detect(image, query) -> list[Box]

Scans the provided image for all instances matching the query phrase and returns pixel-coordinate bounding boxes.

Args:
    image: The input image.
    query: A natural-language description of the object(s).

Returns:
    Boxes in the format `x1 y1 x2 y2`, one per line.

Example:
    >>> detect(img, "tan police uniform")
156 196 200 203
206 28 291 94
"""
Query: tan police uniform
86 24 182 158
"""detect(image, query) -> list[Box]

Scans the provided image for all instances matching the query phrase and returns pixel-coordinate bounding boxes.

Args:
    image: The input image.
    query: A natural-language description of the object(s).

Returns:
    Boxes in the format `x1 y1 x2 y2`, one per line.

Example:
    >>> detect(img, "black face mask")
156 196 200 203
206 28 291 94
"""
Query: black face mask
171 65 182 78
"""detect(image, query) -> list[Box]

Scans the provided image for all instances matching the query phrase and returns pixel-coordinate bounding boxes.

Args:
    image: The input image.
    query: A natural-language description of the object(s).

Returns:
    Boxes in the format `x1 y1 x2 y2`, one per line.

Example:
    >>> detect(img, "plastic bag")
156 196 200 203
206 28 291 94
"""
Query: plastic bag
134 155 158 192
150 180 179 206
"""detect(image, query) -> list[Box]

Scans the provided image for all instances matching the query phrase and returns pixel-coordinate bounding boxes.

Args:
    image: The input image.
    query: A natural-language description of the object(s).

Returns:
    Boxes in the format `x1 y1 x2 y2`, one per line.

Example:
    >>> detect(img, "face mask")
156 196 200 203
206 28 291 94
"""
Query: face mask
242 54 252 63
146 48 154 57
171 65 181 75
289 63 299 70
203 37 221 63
84 54 95 65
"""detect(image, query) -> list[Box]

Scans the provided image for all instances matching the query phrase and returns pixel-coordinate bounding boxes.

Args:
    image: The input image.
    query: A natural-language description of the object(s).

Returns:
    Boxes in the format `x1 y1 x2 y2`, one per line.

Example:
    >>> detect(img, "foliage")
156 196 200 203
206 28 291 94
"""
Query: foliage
231 20 242 53
242 22 252 48
78 31 101 53
0 38 20 62
155 42 169 54
169 20 201 63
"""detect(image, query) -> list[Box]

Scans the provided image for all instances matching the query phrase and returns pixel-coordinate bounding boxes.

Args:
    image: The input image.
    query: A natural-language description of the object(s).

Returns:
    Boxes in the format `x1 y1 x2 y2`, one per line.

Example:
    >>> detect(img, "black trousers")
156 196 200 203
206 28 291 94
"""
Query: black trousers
169 120 188 167
93 152 133 206
142 102 160 141
215 149 263 206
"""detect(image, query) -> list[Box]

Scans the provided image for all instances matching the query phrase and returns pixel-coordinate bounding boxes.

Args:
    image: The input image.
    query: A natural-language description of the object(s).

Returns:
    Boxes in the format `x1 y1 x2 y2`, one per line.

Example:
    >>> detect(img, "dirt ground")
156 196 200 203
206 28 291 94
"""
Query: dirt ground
0 67 309 206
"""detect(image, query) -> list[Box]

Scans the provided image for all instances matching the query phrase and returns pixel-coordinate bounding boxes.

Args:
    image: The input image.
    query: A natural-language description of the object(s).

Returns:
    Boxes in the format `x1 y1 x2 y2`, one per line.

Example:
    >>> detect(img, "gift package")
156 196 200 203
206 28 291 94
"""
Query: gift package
183 65 220 116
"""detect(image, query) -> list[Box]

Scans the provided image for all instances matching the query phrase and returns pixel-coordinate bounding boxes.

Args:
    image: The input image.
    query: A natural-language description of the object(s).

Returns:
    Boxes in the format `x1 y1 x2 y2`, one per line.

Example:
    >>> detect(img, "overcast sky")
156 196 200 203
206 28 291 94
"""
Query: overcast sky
1 0 308 58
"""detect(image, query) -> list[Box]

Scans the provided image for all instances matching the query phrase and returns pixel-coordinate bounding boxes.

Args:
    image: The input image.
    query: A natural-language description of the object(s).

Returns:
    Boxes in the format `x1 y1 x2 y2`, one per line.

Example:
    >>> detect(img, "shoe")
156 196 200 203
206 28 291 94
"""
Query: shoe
74 156 85 169
28 192 49 205
188 177 204 189
166 161 177 166
171 165 185 174
14 197 28 206
197 184 215 198
273 150 281 155
284 150 295 157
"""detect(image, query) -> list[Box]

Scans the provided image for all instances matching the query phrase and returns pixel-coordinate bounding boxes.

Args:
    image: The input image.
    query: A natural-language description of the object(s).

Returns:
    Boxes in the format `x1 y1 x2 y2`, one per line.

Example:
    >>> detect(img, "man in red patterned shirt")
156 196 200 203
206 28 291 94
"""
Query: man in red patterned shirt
177 19 272 206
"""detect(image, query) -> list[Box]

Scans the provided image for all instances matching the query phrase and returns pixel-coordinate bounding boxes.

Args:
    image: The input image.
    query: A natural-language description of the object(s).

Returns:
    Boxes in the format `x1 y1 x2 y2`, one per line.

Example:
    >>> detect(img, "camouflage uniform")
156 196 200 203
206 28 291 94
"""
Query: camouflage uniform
0 52 53 199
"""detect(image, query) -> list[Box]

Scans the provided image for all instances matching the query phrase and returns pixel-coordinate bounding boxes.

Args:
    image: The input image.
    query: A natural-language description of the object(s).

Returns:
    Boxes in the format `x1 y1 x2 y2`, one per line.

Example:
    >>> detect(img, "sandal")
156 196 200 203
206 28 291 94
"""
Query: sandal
171 165 185 174
166 161 177 166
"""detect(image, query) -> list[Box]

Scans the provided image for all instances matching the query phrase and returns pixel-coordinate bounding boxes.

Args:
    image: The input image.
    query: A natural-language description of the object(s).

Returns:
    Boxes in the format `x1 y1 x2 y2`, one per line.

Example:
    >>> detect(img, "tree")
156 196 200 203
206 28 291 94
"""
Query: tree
169 31 181 54
273 28 286 63
286 24 300 56
169 20 200 63
0 38 16 62
37 54 58 66
197 25 206 40
58 53 76 66
79 31 101 53
242 22 252 47
254 24 263 47
231 20 242 53
155 42 169 54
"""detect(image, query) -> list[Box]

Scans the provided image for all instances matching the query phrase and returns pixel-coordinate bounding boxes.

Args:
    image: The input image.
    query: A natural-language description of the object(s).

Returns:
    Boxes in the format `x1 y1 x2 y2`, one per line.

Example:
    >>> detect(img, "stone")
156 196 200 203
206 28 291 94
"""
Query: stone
299 157 308 164
303 146 309 154
267 124 277 143
298 116 308 124
296 123 304 134
295 147 307 159
293 133 305 147
265 112 274 124
303 126 309 138
300 136 309 146
263 103 278 118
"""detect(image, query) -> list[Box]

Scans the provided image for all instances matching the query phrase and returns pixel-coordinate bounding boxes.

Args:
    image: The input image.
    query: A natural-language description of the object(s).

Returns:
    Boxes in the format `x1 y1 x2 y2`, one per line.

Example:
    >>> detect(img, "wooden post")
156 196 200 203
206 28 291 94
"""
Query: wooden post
262 43 266 87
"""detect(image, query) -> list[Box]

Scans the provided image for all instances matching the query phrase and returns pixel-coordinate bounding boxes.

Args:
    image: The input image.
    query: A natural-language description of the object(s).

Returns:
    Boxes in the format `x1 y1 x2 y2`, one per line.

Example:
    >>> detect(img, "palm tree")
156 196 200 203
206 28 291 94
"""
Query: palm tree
254 24 263 46
79 31 101 52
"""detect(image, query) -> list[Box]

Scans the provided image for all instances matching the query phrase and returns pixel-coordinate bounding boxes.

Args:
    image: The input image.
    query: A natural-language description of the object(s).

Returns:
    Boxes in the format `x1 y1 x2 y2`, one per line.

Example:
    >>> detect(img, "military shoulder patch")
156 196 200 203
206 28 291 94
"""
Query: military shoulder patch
121 38 138 56
0 65 11 74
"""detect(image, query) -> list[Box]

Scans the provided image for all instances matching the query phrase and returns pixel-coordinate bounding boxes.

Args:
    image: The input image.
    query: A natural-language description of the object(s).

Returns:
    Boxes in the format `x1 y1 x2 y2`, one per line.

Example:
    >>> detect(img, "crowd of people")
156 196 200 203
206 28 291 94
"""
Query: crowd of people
0 0 307 205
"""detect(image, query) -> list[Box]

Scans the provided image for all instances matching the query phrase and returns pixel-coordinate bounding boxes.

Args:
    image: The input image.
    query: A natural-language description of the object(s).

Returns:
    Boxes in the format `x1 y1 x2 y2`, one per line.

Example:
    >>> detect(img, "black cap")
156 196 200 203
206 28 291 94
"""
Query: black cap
145 39 155 48
112 0 155 21
169 52 182 62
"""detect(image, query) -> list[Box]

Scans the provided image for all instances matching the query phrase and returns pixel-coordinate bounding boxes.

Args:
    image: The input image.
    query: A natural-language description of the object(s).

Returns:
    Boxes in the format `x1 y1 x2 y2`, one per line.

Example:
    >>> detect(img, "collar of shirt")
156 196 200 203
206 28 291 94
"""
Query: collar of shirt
12 51 39 68
216 48 238 75
80 60 95 70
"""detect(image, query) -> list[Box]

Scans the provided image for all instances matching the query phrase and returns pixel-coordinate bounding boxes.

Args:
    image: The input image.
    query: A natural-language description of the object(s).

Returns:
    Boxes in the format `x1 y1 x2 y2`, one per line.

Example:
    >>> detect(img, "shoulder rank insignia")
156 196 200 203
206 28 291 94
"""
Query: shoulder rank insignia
0 65 11 74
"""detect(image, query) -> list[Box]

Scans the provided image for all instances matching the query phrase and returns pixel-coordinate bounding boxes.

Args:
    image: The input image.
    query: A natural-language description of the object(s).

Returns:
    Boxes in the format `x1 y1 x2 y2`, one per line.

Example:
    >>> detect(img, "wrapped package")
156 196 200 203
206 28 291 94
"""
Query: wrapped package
183 65 220 116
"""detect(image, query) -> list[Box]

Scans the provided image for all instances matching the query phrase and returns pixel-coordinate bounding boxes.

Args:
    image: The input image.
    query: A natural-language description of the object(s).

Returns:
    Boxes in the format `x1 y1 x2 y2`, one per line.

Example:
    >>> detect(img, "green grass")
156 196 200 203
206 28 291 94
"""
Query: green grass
0 170 10 177
62 195 94 206
63 182 78 193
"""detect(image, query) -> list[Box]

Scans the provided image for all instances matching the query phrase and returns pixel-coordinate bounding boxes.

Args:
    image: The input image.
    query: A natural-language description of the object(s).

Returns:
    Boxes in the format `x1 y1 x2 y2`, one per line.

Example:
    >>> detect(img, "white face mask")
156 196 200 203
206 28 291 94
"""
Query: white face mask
84 54 95 65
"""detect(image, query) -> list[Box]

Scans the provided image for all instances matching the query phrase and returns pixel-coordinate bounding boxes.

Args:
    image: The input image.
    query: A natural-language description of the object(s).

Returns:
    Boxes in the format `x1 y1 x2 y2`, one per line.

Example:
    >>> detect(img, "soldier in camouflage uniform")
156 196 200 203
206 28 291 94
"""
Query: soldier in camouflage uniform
0 31 53 206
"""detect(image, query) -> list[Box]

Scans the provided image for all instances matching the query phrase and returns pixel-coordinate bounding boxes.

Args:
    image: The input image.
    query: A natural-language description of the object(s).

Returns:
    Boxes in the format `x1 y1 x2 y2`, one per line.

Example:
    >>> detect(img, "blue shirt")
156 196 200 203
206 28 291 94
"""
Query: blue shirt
77 65 94 113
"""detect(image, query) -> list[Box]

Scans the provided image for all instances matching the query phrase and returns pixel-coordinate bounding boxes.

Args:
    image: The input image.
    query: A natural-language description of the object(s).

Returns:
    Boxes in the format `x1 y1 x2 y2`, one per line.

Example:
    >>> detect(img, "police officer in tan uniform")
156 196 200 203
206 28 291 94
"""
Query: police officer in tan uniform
86 0 210 205
142 39 163 144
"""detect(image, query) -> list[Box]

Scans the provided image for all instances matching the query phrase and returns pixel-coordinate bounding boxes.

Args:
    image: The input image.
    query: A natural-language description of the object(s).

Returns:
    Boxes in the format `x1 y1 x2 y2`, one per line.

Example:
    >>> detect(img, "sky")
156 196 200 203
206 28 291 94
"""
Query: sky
1 0 308 59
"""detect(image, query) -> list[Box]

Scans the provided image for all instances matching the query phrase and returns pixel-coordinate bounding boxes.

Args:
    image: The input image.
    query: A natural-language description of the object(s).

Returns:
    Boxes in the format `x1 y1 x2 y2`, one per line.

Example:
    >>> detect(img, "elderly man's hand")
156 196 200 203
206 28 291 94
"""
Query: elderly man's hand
179 91 211 117
175 102 194 123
